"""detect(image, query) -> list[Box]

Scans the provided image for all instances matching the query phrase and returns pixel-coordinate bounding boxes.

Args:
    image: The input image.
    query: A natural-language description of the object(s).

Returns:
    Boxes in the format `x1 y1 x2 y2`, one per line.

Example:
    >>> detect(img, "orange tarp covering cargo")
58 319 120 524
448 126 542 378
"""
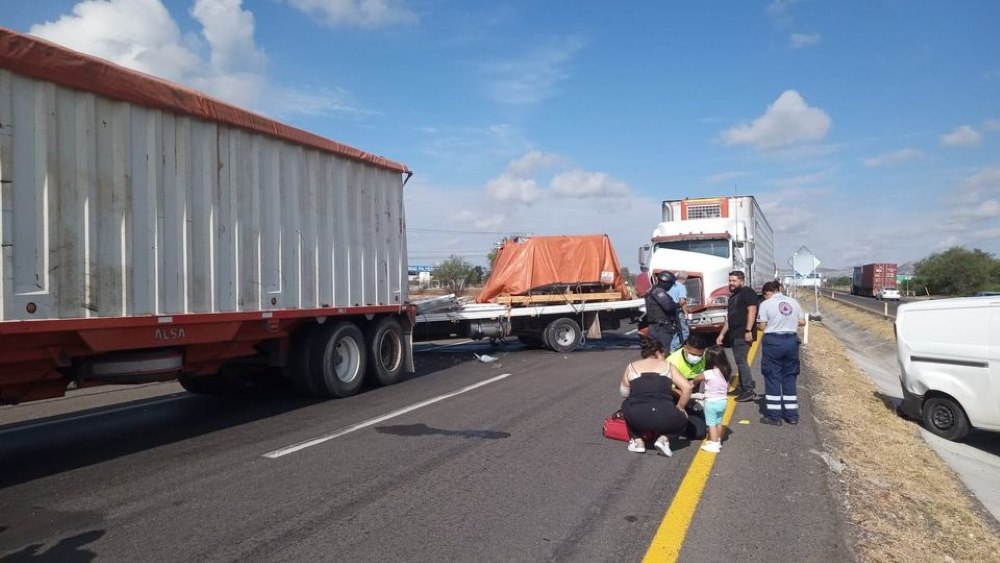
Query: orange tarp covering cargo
476 235 629 303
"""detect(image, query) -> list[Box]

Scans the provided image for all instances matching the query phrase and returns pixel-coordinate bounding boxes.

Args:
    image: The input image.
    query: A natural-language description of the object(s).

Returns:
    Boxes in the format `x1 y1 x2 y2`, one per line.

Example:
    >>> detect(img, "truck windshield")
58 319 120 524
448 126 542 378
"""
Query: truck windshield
655 239 730 258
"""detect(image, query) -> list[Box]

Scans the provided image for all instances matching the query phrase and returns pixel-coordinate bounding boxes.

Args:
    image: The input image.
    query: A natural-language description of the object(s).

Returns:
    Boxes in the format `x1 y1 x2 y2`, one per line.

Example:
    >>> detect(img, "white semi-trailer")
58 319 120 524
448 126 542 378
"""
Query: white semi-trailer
0 28 413 404
637 196 775 332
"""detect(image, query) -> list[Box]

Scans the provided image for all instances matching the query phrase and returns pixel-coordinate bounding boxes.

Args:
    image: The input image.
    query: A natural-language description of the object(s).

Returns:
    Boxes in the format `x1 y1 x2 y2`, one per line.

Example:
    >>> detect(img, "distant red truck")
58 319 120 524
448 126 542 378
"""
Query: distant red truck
851 263 898 298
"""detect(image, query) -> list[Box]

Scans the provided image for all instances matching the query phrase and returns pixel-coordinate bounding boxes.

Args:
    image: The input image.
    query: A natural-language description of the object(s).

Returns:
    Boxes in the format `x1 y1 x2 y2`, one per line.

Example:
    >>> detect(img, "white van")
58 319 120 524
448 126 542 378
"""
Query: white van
895 297 1000 441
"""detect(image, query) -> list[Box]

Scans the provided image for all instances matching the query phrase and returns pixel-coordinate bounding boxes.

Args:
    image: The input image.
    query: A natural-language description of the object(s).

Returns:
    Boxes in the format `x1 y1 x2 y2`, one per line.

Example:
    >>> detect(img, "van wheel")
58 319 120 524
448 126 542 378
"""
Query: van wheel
367 317 404 386
922 396 970 441
309 321 367 398
545 318 582 353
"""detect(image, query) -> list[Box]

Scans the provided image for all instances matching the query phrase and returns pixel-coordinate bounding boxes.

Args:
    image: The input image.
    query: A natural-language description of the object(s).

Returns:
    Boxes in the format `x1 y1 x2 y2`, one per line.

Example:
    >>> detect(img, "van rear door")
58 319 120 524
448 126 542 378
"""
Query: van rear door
989 301 1000 430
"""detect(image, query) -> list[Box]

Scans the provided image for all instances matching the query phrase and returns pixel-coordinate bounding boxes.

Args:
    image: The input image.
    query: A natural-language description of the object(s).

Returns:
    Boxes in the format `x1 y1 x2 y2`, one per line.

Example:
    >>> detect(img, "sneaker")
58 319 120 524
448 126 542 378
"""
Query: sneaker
628 439 646 453
735 390 756 402
785 418 800 425
700 440 721 453
759 416 782 426
653 436 672 457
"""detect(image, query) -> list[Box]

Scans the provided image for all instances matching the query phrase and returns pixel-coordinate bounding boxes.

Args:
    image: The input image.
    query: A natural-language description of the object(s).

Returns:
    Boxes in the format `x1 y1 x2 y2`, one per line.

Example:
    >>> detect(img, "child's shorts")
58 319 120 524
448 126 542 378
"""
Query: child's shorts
704 399 727 426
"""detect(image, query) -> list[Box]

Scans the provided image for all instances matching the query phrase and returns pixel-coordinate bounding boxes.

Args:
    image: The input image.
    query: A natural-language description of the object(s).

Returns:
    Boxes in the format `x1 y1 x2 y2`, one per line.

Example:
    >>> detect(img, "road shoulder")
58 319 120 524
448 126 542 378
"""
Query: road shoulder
679 354 853 562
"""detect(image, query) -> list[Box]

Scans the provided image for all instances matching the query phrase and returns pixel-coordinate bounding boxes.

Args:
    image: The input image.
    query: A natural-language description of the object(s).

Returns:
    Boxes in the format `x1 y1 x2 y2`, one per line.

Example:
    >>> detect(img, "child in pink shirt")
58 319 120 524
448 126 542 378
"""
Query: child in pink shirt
700 346 733 453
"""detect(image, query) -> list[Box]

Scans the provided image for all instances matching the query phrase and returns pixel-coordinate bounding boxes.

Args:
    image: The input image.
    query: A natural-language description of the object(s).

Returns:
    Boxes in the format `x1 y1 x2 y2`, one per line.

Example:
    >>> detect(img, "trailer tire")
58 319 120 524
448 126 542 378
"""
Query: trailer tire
309 321 367 398
922 395 970 442
517 333 546 349
545 318 582 353
367 317 404 386
288 324 321 396
178 373 229 395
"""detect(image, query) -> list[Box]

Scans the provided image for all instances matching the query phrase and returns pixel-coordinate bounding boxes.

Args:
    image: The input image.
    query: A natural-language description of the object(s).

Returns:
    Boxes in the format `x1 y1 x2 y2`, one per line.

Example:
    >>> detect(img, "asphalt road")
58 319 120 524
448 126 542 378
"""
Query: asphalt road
823 289 908 317
0 332 849 562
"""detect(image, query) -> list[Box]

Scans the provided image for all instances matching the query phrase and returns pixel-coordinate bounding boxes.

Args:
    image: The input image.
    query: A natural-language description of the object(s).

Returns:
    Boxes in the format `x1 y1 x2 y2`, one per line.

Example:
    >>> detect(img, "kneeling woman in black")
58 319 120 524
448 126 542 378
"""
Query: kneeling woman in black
619 337 692 456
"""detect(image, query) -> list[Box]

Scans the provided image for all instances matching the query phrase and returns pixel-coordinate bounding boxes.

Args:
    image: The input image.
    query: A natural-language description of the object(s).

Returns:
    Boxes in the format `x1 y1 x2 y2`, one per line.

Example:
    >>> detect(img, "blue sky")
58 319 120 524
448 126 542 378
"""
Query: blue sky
6 0 999 270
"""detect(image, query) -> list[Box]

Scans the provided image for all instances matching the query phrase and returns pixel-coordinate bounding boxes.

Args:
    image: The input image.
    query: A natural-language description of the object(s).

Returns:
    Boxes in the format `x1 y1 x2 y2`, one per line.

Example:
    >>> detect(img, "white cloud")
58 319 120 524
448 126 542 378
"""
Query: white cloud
965 200 1000 218
704 171 749 184
30 0 369 118
191 0 266 72
758 186 827 235
862 148 923 168
549 170 628 198
940 125 982 147
720 90 832 150
766 0 799 27
482 36 585 105
484 151 629 205
268 85 374 118
789 33 820 49
29 0 201 82
282 0 416 28
506 150 565 177
953 165 1000 203
751 166 1000 270
404 176 658 270
924 166 1000 249
983 118 1000 131
771 170 830 188
485 175 541 204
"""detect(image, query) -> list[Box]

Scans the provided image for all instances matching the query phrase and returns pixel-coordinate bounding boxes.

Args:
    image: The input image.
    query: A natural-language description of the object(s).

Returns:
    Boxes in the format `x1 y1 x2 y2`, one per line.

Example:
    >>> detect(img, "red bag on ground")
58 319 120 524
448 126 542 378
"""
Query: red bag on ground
603 413 631 442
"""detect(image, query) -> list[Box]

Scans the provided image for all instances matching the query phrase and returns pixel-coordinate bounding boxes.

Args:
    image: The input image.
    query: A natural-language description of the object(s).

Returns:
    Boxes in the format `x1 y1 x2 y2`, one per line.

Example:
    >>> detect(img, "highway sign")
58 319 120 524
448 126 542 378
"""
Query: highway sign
897 274 913 281
789 246 821 277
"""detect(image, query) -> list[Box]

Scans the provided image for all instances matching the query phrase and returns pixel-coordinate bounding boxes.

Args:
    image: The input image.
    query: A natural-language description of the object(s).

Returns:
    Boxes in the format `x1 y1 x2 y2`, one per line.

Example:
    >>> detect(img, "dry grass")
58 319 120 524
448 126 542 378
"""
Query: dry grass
804 319 1000 562
819 295 897 342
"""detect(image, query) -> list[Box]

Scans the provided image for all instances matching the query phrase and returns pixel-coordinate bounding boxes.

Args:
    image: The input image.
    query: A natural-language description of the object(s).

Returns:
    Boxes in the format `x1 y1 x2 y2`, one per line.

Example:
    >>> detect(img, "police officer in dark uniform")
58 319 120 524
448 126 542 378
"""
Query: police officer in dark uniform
644 271 679 350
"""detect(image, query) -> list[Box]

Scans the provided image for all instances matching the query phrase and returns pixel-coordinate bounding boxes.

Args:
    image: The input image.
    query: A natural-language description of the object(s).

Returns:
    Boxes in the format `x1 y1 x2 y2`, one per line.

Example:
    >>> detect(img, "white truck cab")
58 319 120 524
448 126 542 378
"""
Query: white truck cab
636 196 775 332
895 297 1000 441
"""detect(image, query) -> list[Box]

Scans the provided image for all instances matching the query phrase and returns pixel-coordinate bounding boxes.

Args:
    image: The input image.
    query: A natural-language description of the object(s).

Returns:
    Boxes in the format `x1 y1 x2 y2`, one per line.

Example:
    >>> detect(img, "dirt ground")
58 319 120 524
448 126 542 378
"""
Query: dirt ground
804 313 1000 562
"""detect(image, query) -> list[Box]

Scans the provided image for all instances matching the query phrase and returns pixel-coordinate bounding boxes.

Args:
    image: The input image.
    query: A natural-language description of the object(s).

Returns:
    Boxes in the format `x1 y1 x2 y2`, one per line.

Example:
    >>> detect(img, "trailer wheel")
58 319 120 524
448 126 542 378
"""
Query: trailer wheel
178 374 229 395
367 317 404 386
922 395 970 441
517 333 546 349
545 318 582 353
288 324 321 396
309 321 367 398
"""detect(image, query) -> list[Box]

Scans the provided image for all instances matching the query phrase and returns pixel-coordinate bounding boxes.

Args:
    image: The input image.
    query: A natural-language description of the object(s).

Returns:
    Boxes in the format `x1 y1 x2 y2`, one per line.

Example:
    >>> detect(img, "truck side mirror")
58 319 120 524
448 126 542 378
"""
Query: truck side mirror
638 245 650 272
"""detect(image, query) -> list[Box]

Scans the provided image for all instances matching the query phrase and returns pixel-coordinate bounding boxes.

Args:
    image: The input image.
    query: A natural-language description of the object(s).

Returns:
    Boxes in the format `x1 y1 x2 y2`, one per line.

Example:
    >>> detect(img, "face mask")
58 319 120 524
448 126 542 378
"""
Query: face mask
685 353 702 364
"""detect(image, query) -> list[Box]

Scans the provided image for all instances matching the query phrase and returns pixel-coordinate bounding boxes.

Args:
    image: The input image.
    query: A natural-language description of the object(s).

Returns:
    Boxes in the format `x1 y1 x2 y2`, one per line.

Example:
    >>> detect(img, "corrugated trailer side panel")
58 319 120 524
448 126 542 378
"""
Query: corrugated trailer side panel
0 69 407 323
744 196 775 290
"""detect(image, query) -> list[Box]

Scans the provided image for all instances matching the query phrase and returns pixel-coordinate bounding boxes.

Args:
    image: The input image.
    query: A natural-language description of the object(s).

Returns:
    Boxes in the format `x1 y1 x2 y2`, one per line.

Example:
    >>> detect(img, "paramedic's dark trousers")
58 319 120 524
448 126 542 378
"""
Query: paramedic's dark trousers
761 333 800 422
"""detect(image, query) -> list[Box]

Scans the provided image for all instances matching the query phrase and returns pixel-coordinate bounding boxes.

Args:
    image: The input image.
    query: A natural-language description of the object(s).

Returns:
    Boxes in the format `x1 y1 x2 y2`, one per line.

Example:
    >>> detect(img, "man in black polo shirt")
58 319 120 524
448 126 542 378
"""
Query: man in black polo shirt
715 270 760 402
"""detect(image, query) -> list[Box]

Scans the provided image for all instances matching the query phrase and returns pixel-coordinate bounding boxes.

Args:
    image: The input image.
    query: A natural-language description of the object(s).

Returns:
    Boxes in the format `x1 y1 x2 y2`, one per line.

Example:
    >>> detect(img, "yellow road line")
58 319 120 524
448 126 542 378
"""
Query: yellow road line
642 338 761 563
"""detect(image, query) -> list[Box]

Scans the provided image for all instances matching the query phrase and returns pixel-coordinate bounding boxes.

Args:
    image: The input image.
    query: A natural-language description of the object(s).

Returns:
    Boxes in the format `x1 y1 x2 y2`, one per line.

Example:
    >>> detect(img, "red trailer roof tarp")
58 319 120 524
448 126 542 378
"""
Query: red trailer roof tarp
476 235 628 303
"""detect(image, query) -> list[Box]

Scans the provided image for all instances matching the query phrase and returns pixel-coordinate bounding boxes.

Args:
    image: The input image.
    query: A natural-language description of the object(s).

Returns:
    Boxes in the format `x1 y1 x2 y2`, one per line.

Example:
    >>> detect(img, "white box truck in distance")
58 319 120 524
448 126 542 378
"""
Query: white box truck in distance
637 196 776 332
0 28 414 404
